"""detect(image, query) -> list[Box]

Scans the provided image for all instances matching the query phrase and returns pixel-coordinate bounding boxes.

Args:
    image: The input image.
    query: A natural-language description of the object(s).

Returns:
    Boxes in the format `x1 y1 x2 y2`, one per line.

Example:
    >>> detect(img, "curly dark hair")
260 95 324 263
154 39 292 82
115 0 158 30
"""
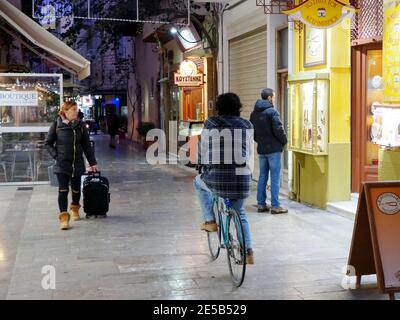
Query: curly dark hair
215 92 242 117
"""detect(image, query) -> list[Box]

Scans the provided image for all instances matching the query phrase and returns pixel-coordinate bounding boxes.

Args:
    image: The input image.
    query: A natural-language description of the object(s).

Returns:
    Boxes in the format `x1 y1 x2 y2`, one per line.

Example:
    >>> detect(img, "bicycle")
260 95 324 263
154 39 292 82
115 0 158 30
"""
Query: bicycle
207 196 247 287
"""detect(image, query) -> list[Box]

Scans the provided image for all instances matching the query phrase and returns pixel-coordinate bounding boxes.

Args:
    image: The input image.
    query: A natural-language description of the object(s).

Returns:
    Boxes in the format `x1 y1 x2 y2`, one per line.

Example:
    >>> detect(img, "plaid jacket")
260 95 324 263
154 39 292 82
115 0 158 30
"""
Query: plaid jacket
198 116 253 200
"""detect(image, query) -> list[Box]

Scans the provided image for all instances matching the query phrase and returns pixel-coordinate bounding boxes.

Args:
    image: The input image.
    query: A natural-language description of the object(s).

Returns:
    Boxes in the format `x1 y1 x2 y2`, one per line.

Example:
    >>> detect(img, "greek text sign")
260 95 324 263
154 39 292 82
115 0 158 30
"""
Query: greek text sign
283 0 357 29
174 74 203 87
174 60 203 87
0 91 39 106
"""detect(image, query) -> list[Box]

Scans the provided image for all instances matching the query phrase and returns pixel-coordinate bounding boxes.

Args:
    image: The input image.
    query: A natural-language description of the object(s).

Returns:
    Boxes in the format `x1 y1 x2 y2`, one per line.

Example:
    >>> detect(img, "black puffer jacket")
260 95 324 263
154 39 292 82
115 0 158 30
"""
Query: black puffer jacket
45 117 97 177
250 99 287 155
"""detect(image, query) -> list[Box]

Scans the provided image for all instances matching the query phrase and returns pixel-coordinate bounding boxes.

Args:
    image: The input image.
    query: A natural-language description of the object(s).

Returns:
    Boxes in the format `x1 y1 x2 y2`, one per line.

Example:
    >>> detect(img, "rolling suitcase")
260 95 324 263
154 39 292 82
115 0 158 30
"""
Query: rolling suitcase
82 171 110 218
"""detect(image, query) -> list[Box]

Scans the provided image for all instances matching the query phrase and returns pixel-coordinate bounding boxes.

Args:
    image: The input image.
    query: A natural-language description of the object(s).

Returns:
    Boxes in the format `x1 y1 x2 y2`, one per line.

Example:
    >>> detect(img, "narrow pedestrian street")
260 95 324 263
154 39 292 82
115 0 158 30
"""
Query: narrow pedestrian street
0 134 392 300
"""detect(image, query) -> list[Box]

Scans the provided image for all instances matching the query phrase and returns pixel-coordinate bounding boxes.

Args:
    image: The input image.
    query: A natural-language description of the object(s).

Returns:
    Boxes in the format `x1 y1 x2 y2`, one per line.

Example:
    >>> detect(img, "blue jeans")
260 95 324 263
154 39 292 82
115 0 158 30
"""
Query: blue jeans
193 175 252 250
257 152 282 208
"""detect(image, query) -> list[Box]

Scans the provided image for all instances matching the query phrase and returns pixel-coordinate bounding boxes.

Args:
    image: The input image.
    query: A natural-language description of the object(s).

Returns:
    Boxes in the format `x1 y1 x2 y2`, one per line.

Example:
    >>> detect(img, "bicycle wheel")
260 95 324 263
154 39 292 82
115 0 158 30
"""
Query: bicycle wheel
226 209 246 287
207 199 221 260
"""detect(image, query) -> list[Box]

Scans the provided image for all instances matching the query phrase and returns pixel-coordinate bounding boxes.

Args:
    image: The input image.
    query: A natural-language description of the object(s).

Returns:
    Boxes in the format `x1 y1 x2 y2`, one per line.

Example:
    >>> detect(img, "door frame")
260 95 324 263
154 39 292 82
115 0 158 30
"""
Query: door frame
351 42 382 193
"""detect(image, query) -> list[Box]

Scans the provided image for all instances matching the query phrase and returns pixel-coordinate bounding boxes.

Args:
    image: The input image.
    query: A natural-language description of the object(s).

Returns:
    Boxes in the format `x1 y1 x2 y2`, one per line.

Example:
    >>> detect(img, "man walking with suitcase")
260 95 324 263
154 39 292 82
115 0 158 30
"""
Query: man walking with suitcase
250 88 288 214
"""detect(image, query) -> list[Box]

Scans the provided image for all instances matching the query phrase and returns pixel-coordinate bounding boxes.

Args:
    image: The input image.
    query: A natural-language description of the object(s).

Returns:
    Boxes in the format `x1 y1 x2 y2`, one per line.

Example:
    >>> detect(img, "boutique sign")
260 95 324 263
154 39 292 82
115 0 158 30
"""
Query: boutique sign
282 0 358 29
0 91 39 106
174 60 203 87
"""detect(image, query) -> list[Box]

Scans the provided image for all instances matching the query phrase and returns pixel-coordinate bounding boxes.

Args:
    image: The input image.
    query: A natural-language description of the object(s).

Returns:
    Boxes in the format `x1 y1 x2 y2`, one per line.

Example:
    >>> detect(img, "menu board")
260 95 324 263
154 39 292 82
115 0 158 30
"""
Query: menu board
348 182 400 300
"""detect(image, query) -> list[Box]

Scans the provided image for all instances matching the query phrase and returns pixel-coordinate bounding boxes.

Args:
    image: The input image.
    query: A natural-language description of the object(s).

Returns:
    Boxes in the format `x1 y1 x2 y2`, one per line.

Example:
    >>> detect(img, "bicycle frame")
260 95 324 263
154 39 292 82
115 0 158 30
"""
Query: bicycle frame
214 197 234 249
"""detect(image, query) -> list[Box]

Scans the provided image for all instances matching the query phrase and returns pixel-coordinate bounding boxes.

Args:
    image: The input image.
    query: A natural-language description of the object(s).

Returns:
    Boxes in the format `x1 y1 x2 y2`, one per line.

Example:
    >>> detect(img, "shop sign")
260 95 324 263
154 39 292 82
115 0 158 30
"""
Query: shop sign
174 60 203 87
282 0 357 29
383 0 400 103
0 91 38 106
348 182 400 300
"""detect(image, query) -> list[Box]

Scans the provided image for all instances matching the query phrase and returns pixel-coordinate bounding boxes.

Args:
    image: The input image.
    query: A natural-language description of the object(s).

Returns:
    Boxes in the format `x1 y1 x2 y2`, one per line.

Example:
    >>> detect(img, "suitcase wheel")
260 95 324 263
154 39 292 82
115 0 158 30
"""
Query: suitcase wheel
85 214 107 219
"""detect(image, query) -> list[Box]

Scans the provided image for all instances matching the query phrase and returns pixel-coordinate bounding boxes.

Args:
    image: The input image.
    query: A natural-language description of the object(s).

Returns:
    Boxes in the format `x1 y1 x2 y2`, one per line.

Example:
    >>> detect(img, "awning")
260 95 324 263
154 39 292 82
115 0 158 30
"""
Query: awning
0 1 90 80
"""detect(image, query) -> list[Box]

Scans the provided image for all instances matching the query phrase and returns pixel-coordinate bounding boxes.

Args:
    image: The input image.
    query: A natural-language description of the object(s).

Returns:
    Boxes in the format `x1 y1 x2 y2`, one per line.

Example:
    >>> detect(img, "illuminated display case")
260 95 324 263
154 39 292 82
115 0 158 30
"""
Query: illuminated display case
370 103 400 148
178 120 203 137
288 73 329 155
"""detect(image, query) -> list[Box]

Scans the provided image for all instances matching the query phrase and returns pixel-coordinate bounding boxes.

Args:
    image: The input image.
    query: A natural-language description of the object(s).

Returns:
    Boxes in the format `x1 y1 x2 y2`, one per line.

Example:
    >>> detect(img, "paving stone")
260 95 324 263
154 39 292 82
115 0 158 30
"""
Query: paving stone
0 134 387 300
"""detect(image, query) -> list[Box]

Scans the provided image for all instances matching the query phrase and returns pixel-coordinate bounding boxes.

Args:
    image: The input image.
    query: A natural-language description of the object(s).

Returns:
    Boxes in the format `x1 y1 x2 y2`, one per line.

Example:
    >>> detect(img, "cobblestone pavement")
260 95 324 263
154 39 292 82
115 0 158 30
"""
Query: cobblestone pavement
0 134 395 300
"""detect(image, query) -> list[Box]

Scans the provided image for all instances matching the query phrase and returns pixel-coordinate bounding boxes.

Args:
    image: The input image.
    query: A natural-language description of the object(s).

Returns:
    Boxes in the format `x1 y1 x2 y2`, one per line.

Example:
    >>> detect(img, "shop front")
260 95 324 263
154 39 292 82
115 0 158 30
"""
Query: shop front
377 0 400 181
285 0 356 208
175 58 210 165
0 73 62 184
351 0 384 192
351 0 400 192
0 1 90 185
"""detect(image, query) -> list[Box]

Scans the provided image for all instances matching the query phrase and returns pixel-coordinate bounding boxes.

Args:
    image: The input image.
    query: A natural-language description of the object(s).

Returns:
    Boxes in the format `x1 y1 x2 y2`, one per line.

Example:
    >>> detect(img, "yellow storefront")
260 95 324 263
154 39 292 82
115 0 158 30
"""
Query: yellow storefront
377 0 400 181
285 0 356 208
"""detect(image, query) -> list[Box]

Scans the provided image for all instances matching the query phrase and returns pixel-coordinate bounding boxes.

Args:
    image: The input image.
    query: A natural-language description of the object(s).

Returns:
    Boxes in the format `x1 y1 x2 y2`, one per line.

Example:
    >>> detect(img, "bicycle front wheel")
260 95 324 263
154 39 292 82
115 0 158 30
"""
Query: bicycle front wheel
207 199 221 260
226 209 246 287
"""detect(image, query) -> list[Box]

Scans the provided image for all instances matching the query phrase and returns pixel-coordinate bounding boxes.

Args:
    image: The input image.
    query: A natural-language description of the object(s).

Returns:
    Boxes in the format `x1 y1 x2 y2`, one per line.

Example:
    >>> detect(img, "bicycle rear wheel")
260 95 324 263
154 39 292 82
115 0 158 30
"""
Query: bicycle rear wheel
207 199 221 260
226 209 246 287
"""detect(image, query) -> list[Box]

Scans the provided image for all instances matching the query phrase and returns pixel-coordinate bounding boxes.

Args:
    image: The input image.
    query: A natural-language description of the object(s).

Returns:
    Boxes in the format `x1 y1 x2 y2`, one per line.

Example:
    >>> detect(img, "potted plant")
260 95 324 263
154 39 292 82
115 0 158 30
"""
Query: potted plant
137 122 156 149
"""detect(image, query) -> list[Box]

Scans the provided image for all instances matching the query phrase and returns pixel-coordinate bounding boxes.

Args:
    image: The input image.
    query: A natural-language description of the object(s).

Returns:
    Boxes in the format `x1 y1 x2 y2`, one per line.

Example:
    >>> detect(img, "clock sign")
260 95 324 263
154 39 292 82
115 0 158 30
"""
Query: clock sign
377 192 400 215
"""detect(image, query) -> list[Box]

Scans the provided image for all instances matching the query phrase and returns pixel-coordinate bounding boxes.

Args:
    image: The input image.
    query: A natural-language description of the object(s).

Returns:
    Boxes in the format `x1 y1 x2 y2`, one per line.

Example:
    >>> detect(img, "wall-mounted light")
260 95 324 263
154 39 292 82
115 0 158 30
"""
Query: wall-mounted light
170 25 202 51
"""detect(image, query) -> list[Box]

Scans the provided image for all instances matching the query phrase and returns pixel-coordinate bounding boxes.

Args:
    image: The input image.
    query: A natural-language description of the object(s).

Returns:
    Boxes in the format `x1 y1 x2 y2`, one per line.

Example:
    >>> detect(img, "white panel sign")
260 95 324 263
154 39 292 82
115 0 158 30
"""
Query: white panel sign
0 91 39 106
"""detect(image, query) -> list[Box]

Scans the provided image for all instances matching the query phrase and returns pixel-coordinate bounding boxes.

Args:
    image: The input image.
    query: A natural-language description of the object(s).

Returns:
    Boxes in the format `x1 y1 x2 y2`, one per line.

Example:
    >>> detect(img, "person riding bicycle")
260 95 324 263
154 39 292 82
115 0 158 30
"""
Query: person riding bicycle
193 92 254 264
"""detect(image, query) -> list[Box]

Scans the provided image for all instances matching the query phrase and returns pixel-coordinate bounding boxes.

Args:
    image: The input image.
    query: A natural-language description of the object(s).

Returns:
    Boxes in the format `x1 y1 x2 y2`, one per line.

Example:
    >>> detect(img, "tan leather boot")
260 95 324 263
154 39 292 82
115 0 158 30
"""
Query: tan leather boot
70 204 81 221
59 212 70 230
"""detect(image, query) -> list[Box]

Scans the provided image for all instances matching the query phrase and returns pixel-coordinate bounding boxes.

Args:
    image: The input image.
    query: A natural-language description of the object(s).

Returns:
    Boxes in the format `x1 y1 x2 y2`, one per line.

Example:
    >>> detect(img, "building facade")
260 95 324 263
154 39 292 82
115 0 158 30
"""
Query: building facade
219 1 290 189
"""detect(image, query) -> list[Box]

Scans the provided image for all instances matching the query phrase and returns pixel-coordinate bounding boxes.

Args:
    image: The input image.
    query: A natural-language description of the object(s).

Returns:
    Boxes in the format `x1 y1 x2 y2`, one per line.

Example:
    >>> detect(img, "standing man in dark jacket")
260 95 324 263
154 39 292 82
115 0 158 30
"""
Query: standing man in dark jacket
250 88 288 214
45 101 97 230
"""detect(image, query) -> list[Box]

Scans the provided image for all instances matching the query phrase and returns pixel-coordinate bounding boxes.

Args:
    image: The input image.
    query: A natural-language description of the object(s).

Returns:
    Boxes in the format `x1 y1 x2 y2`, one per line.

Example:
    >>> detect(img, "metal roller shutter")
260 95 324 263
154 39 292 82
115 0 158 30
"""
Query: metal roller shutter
229 29 267 120
229 28 267 181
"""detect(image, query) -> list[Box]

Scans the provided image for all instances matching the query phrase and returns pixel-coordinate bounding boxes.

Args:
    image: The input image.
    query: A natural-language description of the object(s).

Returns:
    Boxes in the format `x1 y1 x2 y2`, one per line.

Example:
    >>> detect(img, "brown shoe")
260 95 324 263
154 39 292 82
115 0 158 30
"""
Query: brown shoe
246 248 254 265
271 207 288 214
200 221 218 232
257 204 271 213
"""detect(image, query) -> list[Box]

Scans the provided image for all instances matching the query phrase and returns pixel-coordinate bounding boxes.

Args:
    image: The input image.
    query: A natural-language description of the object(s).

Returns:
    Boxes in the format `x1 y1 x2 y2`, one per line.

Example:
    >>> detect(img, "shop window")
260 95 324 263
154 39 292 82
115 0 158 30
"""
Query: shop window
183 88 203 122
278 28 288 70
0 73 62 184
366 49 383 166
288 73 329 155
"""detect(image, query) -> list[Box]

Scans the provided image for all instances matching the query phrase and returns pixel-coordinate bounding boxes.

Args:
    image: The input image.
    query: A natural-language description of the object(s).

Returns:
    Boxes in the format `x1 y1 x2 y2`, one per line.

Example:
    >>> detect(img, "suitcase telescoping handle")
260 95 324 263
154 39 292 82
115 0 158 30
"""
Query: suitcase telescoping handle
84 171 101 177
